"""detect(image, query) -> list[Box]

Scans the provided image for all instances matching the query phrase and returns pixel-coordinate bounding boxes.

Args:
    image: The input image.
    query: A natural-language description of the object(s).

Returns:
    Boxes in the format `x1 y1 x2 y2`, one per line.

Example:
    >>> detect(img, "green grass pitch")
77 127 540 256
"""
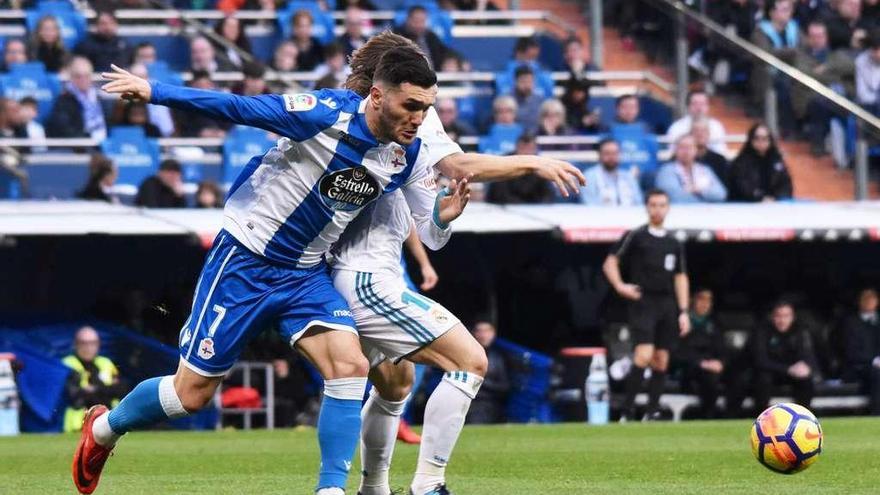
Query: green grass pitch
2 418 879 494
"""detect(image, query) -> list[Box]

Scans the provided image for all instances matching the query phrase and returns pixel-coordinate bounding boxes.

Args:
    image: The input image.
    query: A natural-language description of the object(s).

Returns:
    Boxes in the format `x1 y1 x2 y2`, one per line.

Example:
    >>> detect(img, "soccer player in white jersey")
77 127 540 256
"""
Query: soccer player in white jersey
336 32 586 495
71 48 466 495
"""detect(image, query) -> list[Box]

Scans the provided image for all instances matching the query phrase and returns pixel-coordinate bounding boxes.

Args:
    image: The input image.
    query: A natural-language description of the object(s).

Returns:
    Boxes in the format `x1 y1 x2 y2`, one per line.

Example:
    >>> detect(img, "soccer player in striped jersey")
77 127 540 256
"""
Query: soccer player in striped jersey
72 48 467 495
336 32 585 495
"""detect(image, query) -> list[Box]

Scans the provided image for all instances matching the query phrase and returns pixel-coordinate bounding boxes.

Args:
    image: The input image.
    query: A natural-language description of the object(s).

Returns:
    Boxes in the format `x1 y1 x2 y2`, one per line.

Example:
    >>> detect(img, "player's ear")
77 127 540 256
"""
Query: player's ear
369 85 383 109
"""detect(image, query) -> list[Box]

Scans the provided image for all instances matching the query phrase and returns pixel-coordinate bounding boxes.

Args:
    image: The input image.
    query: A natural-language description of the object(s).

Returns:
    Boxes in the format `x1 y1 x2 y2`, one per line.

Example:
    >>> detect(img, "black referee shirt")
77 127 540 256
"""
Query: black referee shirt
610 225 686 295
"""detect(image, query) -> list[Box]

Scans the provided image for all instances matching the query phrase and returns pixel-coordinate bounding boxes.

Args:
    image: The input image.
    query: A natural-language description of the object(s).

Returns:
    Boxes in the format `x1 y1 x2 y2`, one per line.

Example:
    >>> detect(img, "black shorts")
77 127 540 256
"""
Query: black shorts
627 293 679 351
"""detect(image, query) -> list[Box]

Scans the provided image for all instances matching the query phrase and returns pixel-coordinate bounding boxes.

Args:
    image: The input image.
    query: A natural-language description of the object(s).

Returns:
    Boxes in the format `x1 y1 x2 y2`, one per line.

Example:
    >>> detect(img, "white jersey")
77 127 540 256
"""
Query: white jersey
331 107 463 275
151 84 437 269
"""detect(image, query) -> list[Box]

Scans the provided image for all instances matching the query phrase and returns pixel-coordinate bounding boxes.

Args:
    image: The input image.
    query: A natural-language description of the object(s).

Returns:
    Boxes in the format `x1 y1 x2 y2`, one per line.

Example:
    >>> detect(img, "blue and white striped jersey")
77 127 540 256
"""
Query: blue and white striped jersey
150 83 435 268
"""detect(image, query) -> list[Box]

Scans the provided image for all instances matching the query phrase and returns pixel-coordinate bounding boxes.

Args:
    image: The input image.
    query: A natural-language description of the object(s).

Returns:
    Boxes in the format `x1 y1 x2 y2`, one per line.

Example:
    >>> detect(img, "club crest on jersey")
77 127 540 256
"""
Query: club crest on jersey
283 93 317 112
391 148 406 167
197 338 215 360
318 166 381 212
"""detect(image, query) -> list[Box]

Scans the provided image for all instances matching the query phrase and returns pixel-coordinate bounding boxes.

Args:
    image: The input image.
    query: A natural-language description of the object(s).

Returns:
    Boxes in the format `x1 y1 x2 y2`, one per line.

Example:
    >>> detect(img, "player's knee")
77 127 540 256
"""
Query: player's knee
379 380 412 402
176 382 216 412
331 352 370 379
465 346 488 376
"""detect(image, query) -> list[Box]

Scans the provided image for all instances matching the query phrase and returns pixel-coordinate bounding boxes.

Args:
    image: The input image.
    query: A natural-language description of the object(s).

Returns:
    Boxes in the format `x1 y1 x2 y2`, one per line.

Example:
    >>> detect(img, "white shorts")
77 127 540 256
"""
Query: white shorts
332 269 460 366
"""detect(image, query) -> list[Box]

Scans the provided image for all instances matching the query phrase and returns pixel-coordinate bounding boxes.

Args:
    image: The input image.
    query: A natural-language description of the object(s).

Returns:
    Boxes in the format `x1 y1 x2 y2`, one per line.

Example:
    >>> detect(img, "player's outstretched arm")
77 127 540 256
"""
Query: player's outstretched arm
401 169 471 251
435 152 585 198
102 65 299 138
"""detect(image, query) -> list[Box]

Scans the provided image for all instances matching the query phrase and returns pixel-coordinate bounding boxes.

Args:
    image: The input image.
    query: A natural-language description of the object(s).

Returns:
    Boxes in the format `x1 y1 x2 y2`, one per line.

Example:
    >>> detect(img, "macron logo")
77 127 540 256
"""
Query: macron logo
320 97 338 109
333 309 353 317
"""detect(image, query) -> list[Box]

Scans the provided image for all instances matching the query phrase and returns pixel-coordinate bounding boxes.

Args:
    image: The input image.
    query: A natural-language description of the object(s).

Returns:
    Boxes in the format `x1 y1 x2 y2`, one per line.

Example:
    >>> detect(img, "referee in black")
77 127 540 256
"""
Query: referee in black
603 189 691 422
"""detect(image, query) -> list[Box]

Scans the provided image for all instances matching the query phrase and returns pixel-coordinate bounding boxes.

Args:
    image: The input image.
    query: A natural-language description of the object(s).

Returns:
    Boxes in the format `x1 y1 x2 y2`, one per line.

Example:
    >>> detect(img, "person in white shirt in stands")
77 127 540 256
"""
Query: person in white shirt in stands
856 33 880 114
655 134 727 203
665 90 728 154
581 138 643 206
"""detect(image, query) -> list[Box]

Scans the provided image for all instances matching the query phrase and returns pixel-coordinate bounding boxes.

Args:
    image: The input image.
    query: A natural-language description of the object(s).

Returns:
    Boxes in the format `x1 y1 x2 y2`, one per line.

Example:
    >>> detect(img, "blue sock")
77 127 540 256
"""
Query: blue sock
107 376 187 433
317 378 367 490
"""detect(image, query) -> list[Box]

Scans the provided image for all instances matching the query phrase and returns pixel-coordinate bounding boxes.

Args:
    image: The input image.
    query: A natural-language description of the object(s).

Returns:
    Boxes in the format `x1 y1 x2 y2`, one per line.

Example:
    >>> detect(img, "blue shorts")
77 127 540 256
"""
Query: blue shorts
178 231 357 376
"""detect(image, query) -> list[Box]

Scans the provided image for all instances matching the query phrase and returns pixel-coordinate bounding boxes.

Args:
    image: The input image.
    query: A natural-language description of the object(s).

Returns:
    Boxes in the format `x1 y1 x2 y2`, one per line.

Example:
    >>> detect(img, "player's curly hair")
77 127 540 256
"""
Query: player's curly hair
345 31 427 97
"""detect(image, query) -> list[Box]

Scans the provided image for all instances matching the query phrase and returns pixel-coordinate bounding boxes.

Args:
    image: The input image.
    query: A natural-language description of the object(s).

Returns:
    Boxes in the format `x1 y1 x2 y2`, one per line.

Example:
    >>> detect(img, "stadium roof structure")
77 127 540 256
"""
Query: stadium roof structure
0 201 879 245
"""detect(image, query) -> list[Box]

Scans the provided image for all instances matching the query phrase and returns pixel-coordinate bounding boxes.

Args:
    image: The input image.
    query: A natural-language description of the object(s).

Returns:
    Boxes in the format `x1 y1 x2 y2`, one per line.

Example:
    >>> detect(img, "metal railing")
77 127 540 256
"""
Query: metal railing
603 0 880 200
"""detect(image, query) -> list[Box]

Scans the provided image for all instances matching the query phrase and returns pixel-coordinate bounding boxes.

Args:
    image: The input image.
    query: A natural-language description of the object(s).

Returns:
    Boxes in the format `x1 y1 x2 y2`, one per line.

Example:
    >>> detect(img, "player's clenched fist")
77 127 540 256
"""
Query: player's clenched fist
101 64 152 102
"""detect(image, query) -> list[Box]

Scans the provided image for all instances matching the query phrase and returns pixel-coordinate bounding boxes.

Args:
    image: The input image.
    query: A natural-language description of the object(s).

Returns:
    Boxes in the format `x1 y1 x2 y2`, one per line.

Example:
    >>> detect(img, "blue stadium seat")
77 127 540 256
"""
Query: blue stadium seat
100 126 160 194
25 10 87 50
146 61 184 87
586 96 618 130
0 62 61 122
277 3 337 46
222 126 276 187
35 0 75 11
608 123 660 188
478 123 523 155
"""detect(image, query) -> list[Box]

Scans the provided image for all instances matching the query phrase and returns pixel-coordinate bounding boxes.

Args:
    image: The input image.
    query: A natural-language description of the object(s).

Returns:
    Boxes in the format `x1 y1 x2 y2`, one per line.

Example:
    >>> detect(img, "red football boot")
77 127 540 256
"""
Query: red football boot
397 419 421 445
71 405 114 494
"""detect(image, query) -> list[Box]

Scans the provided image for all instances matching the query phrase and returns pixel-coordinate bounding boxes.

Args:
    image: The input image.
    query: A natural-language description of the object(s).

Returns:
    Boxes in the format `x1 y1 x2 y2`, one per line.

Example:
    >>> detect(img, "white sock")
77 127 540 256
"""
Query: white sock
92 412 120 447
315 488 345 495
359 388 408 495
411 372 483 494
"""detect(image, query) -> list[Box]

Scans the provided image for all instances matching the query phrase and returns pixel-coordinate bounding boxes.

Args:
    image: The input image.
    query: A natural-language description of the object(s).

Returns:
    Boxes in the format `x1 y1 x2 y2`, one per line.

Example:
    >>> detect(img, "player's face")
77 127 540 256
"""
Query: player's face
375 82 438 145
646 194 669 225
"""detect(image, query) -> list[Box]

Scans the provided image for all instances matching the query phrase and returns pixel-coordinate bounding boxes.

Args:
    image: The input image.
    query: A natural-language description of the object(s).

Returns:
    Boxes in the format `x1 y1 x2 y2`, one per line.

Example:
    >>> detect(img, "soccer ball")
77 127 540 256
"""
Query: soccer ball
750 403 823 474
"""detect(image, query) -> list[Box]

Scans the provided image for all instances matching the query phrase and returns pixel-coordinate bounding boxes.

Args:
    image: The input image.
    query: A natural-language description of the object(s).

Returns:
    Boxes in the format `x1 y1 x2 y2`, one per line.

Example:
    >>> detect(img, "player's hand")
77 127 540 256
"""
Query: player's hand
101 64 152 102
678 311 691 336
420 263 439 291
615 283 642 301
437 174 472 225
532 156 586 198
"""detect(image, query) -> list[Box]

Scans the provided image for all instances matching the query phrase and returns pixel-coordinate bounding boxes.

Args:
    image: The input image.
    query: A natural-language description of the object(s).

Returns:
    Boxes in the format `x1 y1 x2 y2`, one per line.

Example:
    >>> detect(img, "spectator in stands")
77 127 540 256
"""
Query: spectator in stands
77 153 118 203
339 7 368 59
867 0 880 25
189 36 235 75
231 62 270 96
46 57 107 140
513 36 541 66
611 94 649 130
0 98 24 138
62 326 124 433
511 65 545 134
486 134 555 204
129 63 175 137
581 138 643 206
313 43 349 84
666 90 728 154
794 0 831 27
75 11 130 72
18 97 46 144
751 0 800 131
271 40 299 72
823 0 872 51
490 94 518 127
752 301 816 414
691 118 729 189
536 99 574 148
394 6 447 68
706 0 759 88
655 135 727 203
2 38 28 72
28 15 67 72
728 123 793 202
466 320 510 424
792 21 855 156
436 97 475 141
290 9 324 71
174 70 229 137
131 41 157 66
113 100 162 138
841 288 880 414
561 76 600 134
314 74 340 90
195 180 223 208
136 158 186 208
675 288 725 418
562 37 598 78
213 15 252 69
856 33 880 114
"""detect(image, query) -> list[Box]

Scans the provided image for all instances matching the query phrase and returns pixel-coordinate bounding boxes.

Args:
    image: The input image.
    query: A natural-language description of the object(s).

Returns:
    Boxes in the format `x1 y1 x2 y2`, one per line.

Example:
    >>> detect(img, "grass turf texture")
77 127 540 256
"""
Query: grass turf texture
2 418 878 494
